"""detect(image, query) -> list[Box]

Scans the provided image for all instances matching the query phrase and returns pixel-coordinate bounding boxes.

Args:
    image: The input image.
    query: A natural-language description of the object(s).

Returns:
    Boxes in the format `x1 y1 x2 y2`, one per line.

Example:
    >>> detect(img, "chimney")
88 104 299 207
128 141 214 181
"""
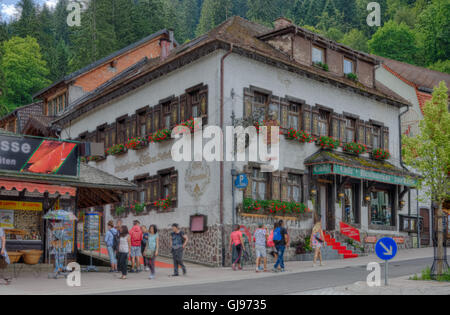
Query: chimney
160 38 171 60
273 17 293 30
169 29 175 51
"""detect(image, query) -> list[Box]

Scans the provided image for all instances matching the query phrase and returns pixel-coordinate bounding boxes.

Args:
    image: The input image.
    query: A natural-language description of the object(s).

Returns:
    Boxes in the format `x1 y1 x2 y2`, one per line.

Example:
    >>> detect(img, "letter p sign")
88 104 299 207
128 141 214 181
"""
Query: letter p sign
367 2 381 27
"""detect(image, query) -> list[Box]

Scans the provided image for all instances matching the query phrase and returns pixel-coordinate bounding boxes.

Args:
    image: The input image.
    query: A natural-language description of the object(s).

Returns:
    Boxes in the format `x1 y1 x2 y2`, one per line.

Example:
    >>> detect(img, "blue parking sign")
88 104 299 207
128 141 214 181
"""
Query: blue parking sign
375 237 398 261
234 174 248 189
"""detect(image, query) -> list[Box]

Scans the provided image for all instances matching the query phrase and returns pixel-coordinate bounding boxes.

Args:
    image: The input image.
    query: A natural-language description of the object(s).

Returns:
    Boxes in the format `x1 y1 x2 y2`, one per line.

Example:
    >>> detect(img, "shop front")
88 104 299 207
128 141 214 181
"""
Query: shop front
305 150 417 240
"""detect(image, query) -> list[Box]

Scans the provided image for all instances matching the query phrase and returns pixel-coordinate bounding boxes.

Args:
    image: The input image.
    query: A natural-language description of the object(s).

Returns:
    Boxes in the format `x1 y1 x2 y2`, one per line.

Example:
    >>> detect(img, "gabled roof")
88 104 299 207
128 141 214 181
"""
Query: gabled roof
0 101 43 132
33 29 173 99
54 17 411 126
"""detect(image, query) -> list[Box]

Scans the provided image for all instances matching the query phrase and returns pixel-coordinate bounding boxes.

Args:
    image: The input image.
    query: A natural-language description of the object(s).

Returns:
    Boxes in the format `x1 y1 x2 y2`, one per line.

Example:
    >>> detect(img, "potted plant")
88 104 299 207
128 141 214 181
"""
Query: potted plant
151 129 172 143
115 205 126 217
343 142 367 155
346 72 358 82
131 202 146 215
372 148 390 160
154 196 172 210
106 144 127 156
125 137 147 150
316 136 340 150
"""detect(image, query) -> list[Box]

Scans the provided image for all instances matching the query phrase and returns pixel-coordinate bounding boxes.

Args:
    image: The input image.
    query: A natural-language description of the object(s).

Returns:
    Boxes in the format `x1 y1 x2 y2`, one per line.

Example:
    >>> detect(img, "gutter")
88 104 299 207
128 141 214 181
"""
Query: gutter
220 44 233 267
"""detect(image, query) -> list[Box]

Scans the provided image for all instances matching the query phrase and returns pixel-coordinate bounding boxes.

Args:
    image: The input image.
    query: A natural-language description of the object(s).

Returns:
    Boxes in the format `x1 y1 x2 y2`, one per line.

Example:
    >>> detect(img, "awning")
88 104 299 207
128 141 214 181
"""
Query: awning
0 180 76 196
305 150 418 187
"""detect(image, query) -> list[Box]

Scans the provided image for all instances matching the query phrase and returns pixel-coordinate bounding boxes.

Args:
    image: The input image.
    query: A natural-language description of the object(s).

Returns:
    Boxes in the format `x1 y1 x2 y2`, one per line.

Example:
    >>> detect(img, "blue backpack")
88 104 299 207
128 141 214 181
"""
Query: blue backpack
273 227 282 242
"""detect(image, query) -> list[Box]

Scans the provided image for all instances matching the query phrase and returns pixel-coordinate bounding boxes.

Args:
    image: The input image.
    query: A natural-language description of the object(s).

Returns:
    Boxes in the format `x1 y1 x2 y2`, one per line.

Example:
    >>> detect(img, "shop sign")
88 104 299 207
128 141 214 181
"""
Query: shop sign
313 163 417 186
0 210 14 229
0 134 79 177
0 200 42 211
364 236 378 244
339 221 361 242
393 237 405 244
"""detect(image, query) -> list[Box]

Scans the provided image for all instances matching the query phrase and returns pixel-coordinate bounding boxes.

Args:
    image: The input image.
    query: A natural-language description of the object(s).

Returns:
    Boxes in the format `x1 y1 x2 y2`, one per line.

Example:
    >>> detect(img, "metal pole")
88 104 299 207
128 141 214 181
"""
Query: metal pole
416 188 420 248
385 260 389 286
231 170 237 225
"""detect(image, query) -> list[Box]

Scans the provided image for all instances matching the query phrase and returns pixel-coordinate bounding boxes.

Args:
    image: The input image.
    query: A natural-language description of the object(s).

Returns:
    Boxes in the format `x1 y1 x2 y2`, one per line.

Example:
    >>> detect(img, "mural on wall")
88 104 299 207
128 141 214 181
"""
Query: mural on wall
185 161 211 201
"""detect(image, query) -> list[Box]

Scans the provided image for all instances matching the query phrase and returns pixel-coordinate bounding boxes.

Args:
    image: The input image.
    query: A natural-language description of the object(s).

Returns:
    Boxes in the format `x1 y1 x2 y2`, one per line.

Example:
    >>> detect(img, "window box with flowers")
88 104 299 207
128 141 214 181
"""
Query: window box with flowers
87 155 105 162
285 128 316 143
154 196 172 211
130 202 146 215
315 136 340 150
149 129 172 143
174 118 201 134
242 198 310 217
343 142 367 155
106 144 127 156
114 205 127 218
372 148 390 160
125 137 148 150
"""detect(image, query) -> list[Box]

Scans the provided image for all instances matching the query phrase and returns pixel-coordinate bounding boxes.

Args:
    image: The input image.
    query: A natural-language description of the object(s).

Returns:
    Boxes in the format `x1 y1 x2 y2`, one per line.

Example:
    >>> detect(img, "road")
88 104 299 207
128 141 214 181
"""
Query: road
106 256 445 295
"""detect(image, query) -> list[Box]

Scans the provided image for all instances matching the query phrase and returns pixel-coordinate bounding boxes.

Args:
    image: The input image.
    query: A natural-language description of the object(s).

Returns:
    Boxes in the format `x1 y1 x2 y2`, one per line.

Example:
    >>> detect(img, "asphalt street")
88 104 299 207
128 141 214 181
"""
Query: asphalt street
105 256 446 295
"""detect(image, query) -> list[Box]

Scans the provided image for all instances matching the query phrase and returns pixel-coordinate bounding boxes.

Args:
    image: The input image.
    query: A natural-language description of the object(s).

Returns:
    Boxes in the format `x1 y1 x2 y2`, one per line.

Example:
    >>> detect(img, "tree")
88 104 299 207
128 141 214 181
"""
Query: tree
368 21 417 64
341 29 369 52
428 60 450 74
11 0 40 38
196 0 232 36
402 81 450 276
0 36 50 106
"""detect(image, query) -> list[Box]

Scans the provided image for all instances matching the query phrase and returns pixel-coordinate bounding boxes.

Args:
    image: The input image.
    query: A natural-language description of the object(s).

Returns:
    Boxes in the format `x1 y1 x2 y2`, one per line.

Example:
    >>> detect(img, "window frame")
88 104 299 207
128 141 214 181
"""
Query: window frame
287 173 302 203
343 57 355 75
312 45 325 64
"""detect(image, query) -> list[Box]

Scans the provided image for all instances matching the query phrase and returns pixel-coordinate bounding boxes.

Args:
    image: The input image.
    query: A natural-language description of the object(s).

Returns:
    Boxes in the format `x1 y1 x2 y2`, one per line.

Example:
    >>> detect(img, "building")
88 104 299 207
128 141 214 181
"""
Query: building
375 56 450 247
0 102 43 134
44 16 424 266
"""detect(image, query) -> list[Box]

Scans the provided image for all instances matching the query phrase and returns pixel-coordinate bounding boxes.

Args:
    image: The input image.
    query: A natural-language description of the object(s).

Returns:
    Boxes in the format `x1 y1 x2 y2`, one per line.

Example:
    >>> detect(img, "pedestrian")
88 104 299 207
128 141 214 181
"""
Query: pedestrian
143 225 159 279
253 223 268 272
129 220 143 273
141 226 149 271
229 224 245 271
115 219 122 231
170 223 188 277
0 227 11 285
267 222 278 262
311 222 325 267
272 220 289 272
117 225 131 280
105 220 118 272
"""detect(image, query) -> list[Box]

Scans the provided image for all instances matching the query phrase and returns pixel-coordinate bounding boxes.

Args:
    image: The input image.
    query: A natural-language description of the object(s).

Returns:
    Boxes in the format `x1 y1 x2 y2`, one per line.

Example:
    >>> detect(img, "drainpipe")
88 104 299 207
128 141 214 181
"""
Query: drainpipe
220 44 233 267
398 105 410 171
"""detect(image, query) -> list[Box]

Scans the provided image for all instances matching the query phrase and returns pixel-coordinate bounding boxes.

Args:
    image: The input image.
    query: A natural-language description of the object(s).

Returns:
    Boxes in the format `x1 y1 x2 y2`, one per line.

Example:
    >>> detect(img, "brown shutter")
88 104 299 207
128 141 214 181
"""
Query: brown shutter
147 109 153 134
170 170 178 208
131 114 137 139
331 113 340 139
199 85 208 118
111 122 116 145
383 127 389 150
244 165 253 199
356 119 365 144
179 94 187 122
170 97 179 127
153 104 161 130
302 104 312 133
365 122 372 149
312 108 319 136
280 98 289 130
339 115 346 143
243 88 254 118
280 172 288 202
271 171 281 200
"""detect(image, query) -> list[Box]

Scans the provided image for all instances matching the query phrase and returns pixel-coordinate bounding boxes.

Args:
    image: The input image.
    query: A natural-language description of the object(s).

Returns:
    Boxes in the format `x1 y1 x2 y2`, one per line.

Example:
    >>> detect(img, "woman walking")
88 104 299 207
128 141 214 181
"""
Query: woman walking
229 225 245 270
143 225 159 279
117 225 131 279
311 222 325 267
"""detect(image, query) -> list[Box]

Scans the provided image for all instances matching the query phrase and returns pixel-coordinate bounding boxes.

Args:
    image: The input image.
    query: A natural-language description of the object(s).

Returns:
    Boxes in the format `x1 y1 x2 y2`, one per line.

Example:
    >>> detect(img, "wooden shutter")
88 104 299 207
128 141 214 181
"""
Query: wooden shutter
131 114 137 139
170 97 179 127
302 104 312 133
280 98 289 130
244 165 253 199
365 122 372 148
243 88 254 118
331 113 340 139
153 104 161 130
111 122 116 145
170 170 178 208
280 171 288 202
339 114 346 143
271 171 281 200
146 109 153 134
383 127 389 150
199 85 208 118
179 94 187 122
356 119 365 144
312 108 319 136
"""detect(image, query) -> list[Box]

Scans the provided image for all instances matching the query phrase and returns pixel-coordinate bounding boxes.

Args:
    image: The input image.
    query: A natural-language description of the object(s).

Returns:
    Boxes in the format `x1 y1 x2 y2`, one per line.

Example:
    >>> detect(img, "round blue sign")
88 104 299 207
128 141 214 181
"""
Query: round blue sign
234 174 249 189
375 237 398 261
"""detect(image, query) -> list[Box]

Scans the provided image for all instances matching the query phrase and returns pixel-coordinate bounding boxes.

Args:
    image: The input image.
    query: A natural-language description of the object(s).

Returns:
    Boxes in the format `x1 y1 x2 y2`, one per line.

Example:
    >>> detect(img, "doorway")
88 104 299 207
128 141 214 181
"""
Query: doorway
420 208 430 246
319 184 334 231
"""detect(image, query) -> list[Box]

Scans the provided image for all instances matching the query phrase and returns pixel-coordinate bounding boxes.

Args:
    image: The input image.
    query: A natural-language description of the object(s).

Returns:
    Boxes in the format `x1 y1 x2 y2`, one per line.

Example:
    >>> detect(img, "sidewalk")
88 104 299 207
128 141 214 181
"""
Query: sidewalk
0 247 442 295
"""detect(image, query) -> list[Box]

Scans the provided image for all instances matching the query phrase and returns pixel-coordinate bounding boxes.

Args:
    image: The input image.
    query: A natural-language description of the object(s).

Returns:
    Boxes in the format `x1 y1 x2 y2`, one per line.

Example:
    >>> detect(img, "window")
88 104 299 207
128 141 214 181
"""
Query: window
97 126 106 144
345 117 356 143
253 92 269 123
288 102 301 129
372 126 381 149
312 46 325 64
287 173 302 202
343 58 354 74
137 111 147 137
251 168 268 200
370 190 393 226
161 174 171 199
317 110 330 136
163 102 171 129
47 92 68 116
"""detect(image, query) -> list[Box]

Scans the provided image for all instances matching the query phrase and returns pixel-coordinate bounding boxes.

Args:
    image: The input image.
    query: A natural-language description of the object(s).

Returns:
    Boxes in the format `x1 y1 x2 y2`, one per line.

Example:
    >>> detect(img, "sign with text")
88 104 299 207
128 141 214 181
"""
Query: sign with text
0 210 14 229
0 134 79 177
0 200 43 211
340 221 361 242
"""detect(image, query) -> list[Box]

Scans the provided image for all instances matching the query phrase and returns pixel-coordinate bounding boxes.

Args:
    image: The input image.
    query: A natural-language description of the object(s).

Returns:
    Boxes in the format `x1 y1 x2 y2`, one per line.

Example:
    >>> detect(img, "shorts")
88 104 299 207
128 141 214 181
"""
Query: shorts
107 246 117 264
130 246 142 257
255 245 267 258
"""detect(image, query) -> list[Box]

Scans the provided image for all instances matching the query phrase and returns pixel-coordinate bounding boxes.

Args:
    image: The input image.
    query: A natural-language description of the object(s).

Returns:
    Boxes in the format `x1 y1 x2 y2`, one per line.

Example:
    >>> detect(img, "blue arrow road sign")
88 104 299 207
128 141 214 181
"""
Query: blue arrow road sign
234 174 249 189
375 237 398 261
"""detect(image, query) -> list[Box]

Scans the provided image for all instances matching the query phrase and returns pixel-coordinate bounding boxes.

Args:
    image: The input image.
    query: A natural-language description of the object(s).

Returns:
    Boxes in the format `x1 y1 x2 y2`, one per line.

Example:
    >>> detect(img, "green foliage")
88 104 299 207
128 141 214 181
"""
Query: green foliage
243 197 308 216
340 29 369 52
428 60 450 74
0 36 50 106
368 21 417 64
410 266 450 282
196 0 232 36
402 81 450 206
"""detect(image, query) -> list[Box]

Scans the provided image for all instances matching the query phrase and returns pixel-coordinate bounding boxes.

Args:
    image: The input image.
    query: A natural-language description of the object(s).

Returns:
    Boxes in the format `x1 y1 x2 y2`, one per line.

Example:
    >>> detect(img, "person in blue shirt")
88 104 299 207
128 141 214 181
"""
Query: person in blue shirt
105 221 118 273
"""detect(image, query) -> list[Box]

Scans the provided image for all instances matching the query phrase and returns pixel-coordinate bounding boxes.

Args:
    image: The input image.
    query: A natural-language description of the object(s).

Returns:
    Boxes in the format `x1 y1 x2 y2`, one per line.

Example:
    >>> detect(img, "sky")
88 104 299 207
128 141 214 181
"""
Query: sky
1 0 58 22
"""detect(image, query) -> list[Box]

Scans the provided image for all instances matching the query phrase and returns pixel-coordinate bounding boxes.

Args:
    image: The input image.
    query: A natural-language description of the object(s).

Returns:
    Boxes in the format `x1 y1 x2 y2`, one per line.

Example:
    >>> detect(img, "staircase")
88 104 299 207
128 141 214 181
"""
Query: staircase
324 232 359 259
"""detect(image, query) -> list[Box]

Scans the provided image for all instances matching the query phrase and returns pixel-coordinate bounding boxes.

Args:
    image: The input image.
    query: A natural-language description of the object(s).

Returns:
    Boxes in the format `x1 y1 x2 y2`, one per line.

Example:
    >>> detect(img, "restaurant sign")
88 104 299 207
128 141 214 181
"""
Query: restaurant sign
0 134 79 177
0 200 43 211
313 164 416 186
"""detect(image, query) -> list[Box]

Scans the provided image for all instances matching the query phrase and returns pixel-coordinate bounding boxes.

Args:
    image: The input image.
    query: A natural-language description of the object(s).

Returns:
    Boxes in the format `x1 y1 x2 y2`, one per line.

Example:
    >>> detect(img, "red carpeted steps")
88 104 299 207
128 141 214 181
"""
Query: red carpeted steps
324 233 359 259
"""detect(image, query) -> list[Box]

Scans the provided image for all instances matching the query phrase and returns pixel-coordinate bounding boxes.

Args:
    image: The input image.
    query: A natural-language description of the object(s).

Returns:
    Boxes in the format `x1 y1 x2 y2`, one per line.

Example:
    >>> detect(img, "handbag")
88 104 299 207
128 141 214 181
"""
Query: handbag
143 242 155 257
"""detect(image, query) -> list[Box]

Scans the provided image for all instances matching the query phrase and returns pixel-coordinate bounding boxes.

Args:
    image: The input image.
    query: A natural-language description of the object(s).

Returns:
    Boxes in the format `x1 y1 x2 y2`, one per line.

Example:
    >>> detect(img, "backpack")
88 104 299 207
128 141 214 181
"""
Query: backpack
273 227 282 242
112 230 120 252
267 231 275 247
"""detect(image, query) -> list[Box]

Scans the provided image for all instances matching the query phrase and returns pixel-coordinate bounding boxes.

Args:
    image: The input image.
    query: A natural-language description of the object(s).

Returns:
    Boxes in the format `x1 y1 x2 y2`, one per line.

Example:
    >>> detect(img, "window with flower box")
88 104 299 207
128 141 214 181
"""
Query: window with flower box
116 117 127 144
136 108 148 137
345 117 356 143
162 101 171 129
156 168 178 209
287 101 301 130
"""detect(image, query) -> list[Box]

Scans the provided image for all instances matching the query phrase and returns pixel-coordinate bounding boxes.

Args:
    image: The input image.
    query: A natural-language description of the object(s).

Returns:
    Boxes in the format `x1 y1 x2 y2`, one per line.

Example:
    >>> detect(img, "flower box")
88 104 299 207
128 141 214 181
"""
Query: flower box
130 202 146 215
242 198 310 217
343 142 367 155
125 137 148 150
315 136 340 150
372 148 390 160
106 144 127 156
154 196 172 211
149 129 172 143
285 128 315 143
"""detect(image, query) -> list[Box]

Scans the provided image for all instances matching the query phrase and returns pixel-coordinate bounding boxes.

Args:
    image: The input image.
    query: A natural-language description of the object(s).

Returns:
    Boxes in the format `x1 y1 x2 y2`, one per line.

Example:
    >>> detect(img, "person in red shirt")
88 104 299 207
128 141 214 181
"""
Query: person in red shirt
129 220 143 273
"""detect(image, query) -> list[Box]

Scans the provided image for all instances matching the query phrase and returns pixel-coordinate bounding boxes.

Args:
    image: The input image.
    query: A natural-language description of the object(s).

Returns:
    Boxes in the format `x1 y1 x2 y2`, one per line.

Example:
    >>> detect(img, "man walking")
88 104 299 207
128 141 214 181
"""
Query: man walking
170 223 188 277
129 220 143 273
253 223 268 272
272 220 289 272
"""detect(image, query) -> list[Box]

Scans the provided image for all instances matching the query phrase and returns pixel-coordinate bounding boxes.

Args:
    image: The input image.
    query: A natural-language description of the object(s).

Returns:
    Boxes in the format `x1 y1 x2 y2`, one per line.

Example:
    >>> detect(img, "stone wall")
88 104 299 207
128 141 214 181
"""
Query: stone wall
14 210 42 236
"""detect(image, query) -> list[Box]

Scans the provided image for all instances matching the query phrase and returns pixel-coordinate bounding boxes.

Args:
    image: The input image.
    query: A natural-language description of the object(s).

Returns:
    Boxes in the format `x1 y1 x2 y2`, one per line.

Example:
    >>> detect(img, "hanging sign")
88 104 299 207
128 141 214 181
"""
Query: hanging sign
0 134 79 177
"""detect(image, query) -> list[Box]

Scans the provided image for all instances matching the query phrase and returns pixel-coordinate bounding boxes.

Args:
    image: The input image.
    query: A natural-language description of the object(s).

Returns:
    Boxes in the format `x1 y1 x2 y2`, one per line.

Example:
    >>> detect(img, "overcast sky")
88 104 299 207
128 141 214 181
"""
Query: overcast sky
1 0 58 21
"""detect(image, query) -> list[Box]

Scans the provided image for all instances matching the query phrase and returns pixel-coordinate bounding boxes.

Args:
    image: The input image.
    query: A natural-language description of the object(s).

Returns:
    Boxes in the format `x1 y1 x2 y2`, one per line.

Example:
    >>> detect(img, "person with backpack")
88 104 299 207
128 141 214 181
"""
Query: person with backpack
105 220 118 273
129 220 143 273
267 222 278 262
272 220 289 272
117 225 131 280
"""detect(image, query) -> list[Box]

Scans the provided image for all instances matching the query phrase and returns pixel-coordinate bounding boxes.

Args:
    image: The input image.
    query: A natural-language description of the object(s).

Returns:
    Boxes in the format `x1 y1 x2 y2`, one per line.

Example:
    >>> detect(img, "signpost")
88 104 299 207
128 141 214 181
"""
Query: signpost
234 174 249 190
375 237 398 285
